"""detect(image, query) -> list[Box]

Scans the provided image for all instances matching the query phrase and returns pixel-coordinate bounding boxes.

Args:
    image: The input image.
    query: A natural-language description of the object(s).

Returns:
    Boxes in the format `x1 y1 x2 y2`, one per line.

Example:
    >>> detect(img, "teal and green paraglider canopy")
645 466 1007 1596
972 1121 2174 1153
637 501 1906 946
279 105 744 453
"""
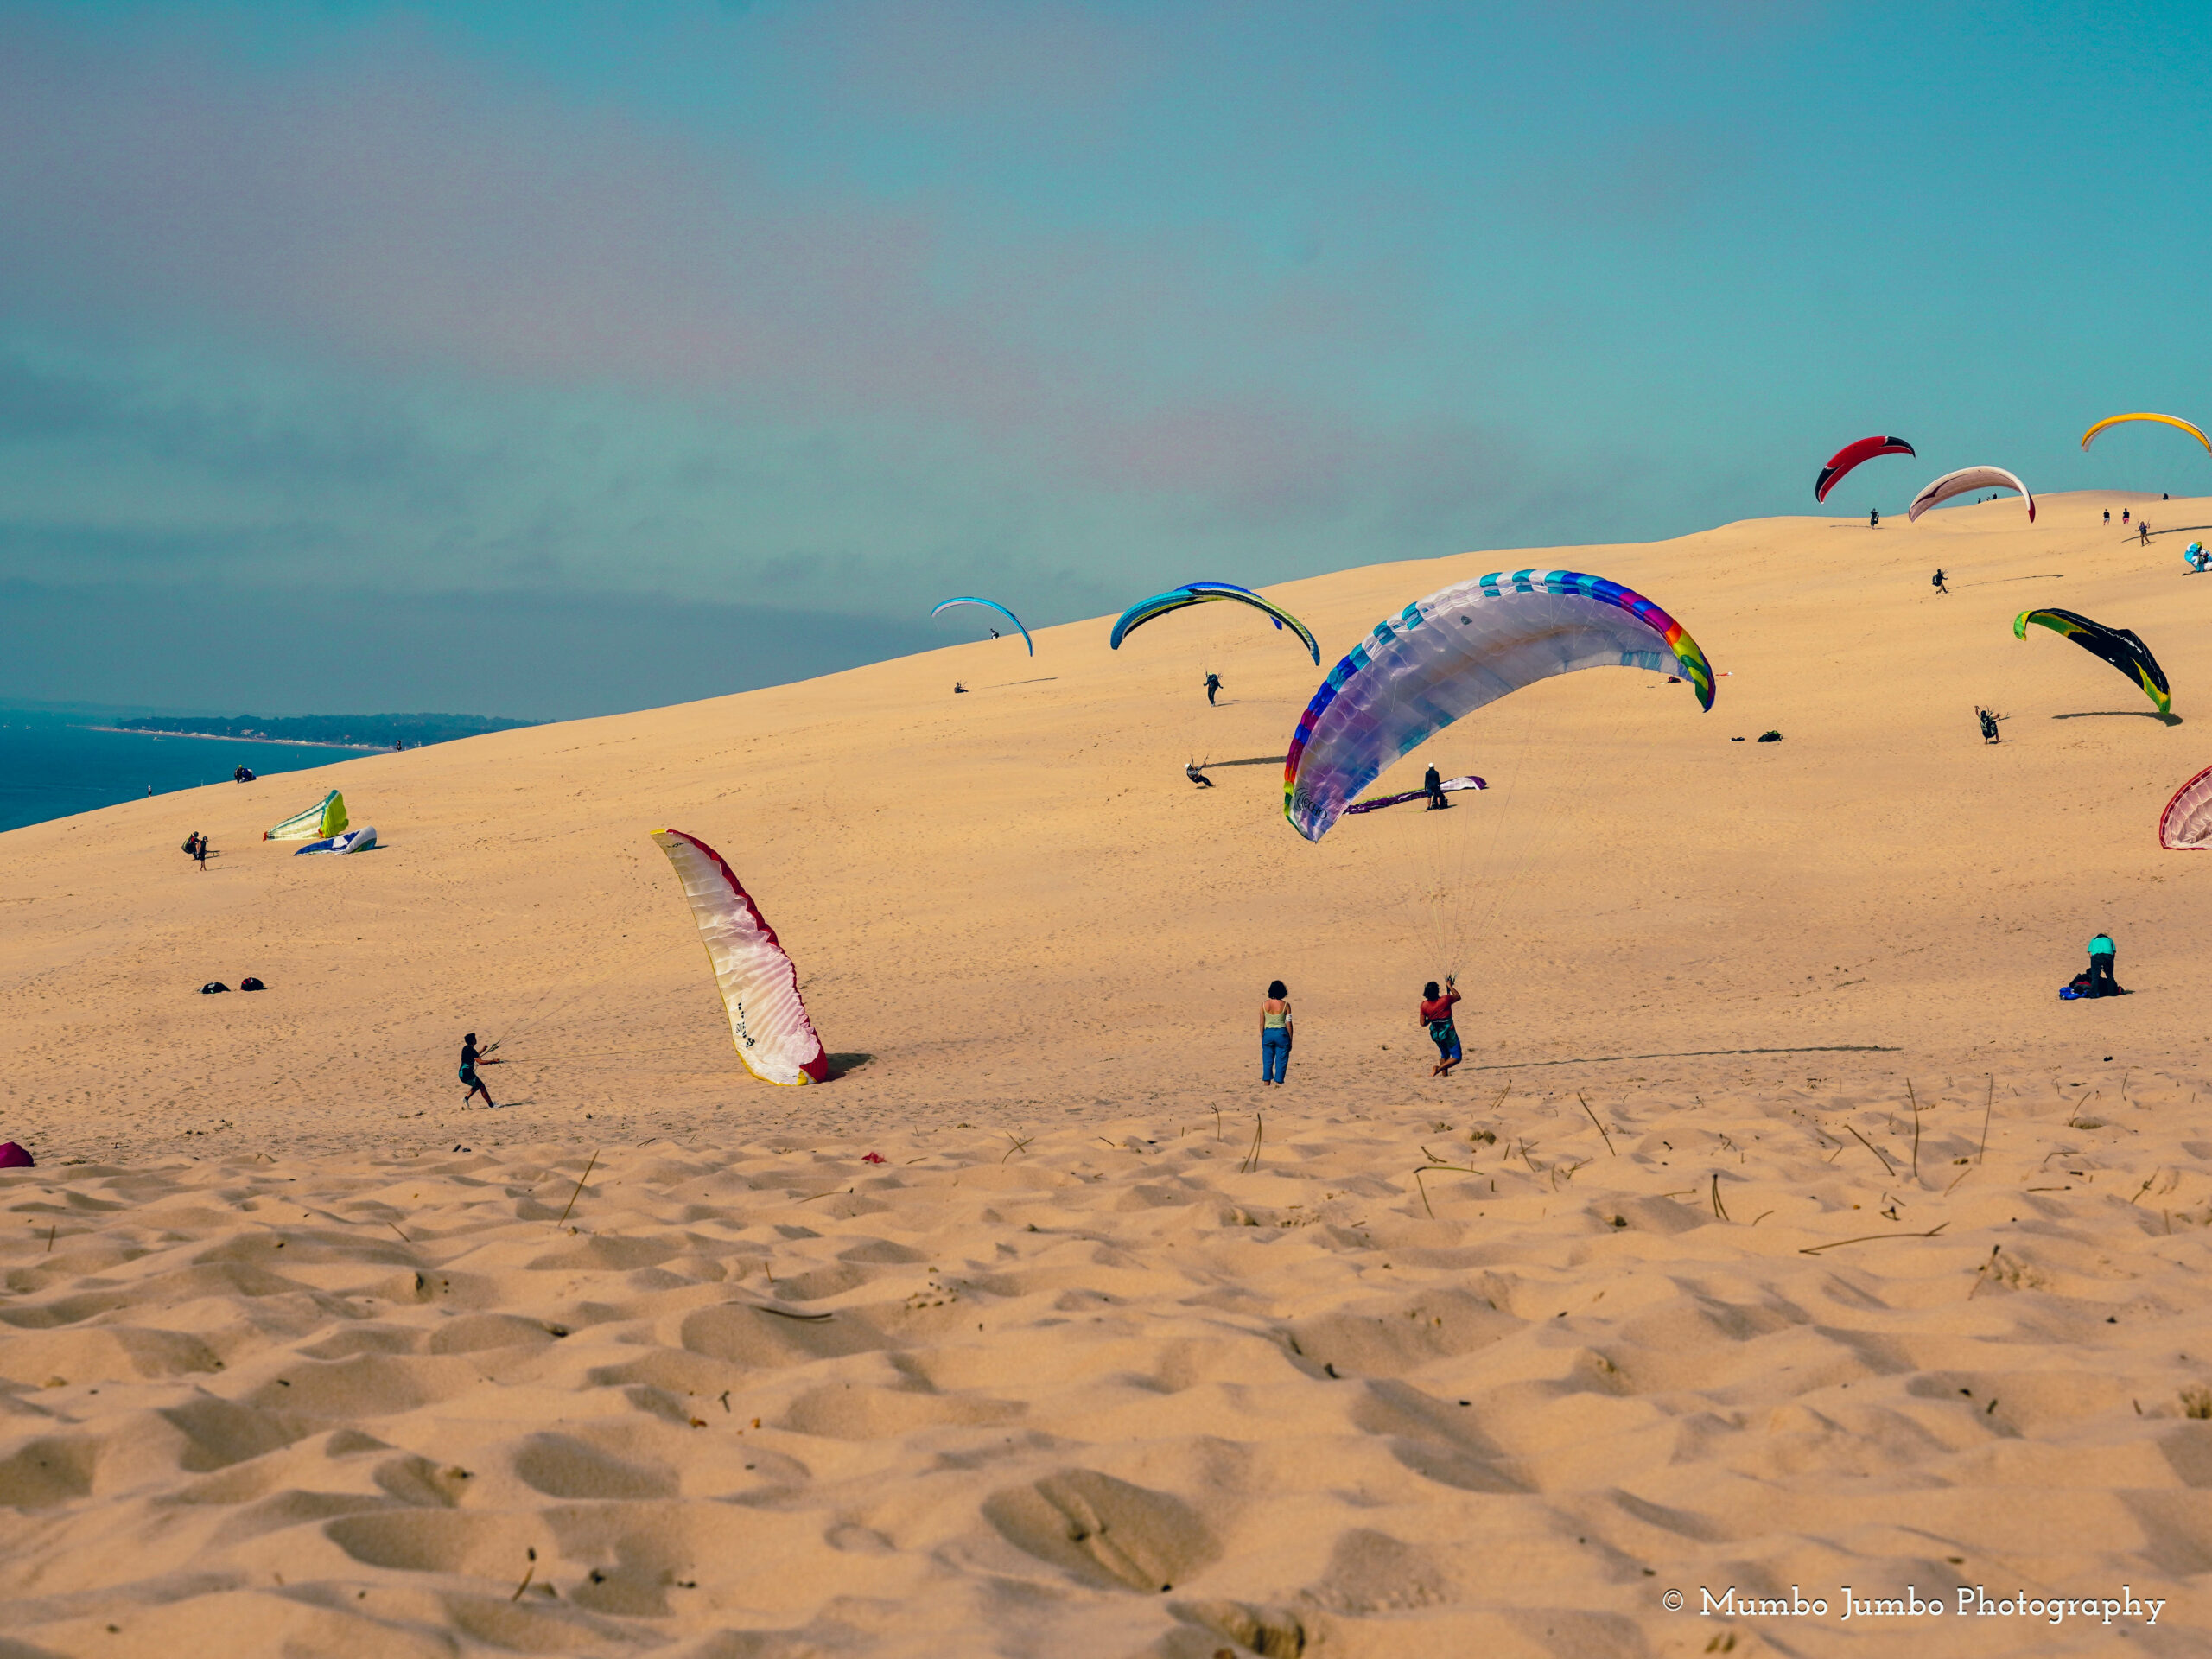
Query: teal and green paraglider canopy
1109 582 1319 665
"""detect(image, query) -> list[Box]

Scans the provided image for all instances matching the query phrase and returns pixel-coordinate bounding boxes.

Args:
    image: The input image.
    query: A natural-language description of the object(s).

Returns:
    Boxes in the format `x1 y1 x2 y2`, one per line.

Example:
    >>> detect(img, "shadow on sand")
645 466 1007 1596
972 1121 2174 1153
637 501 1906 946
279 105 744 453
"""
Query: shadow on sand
2052 710 2183 725
825 1052 877 1080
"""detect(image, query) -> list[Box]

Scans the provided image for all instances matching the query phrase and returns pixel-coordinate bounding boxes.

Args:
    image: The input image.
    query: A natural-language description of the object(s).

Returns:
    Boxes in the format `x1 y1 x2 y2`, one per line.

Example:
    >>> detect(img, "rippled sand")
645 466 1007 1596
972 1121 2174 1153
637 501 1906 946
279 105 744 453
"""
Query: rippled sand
6 1059 2212 1656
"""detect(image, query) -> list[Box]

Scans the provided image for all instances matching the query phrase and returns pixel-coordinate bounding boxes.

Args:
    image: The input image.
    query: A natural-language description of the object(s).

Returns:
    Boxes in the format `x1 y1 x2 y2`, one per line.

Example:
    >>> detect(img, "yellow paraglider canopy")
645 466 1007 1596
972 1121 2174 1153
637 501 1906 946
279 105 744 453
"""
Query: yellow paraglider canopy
2079 412 2212 454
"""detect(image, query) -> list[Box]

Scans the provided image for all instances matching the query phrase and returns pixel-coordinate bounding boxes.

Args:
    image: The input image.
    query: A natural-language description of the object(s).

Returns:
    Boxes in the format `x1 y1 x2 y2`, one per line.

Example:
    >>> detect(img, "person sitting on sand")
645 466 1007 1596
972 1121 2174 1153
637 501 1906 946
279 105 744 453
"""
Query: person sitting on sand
1420 977 1462 1076
1259 982 1293 1085
953 682 969 695
1185 760 1214 787
460 1033 502 1106
2086 932 2125 998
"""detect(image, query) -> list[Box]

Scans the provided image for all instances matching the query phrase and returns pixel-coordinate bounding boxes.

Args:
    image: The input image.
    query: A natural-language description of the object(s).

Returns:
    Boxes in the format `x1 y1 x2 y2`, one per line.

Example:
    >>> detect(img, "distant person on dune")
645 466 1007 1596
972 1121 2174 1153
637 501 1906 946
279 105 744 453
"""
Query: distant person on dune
459 1033 501 1106
2123 509 2130 524
1420 977 1462 1077
1424 765 1449 809
2140 520 2152 546
232 765 254 784
1976 706 2005 744
1931 569 1948 594
1870 507 1879 527
2105 510 2111 524
1185 760 1213 787
1205 672 1222 706
953 682 969 695
1259 981 1293 1085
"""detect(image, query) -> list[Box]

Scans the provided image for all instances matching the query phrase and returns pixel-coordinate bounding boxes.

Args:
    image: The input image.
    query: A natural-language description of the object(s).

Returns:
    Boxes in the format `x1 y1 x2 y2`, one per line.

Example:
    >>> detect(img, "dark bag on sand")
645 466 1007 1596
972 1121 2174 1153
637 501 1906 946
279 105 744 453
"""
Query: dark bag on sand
181 836 197 855
2060 971 2094 1001
239 977 264 991
200 982 229 995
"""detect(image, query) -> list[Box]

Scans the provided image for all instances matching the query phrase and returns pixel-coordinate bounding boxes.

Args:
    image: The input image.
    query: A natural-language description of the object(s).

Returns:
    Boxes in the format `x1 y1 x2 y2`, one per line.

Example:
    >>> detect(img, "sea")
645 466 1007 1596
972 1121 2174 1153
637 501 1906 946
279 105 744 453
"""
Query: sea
0 702 383 836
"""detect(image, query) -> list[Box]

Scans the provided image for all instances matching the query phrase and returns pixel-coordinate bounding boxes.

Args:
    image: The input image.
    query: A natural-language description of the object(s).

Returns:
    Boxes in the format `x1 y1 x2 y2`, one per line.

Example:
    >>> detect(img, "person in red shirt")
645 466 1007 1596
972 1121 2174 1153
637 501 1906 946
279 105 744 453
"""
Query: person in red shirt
1420 977 1461 1076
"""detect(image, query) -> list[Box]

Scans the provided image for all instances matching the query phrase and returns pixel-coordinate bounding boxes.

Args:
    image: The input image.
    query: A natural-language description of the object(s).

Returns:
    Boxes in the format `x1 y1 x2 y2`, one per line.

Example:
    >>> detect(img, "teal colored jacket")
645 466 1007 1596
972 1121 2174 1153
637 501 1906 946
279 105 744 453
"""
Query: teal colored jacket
2088 934 2115 958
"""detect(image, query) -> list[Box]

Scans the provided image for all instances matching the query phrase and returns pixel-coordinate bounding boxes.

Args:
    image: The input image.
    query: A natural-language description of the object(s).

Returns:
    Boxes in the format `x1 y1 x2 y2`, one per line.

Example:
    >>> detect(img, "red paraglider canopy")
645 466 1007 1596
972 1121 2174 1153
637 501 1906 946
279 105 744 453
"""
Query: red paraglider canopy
1815 435 1916 503
2159 764 2212 849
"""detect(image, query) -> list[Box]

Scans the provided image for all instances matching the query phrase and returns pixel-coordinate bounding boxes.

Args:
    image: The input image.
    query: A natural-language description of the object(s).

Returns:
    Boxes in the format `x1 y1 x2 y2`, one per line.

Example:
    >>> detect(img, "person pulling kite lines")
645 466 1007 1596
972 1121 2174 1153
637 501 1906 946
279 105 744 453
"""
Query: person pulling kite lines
1420 978 1463 1077
459 1033 503 1107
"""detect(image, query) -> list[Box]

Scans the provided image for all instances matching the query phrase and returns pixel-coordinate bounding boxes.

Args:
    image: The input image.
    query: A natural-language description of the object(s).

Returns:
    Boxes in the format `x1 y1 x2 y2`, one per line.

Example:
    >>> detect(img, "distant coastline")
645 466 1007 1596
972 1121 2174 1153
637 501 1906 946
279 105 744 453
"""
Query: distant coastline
108 711 537 749
83 726 385 752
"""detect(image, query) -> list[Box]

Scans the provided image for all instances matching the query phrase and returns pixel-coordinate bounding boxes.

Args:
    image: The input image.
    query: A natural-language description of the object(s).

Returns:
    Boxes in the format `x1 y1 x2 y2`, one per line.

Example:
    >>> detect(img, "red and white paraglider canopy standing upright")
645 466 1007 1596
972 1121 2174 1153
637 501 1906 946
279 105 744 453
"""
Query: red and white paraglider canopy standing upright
651 829 830 1084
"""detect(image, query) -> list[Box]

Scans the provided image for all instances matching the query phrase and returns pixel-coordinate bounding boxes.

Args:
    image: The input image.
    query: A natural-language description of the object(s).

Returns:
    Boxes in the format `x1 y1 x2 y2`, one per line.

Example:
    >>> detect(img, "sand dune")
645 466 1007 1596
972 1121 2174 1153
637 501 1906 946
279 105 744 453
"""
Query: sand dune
5 493 2212 1652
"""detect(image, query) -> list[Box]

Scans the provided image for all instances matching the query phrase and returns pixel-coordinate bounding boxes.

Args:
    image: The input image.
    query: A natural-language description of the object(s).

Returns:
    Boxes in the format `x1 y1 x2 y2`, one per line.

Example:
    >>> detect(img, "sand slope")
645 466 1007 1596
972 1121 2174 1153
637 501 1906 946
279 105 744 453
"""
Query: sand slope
5 493 2212 1652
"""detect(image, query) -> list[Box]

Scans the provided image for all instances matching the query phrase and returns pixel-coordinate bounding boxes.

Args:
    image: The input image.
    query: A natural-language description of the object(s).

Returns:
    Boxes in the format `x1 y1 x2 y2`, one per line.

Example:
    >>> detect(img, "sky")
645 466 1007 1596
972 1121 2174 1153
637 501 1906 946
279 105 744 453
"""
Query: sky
3 0 2208 720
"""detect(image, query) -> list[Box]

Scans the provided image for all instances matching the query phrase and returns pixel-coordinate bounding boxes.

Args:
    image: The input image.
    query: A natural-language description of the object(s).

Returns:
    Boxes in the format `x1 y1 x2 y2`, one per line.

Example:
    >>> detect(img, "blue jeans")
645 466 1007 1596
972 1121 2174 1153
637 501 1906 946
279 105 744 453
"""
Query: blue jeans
1262 1028 1291 1083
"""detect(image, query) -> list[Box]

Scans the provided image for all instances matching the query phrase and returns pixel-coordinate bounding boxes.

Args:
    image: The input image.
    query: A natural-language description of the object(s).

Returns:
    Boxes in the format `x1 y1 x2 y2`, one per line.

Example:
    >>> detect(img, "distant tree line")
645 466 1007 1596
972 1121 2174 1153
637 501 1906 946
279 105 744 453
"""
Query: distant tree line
116 712 537 748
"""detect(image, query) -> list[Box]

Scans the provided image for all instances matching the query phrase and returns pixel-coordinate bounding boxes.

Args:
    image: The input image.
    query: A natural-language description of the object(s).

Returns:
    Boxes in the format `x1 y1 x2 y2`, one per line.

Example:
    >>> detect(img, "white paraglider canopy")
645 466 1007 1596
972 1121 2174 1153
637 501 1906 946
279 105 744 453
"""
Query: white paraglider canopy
1907 465 2034 522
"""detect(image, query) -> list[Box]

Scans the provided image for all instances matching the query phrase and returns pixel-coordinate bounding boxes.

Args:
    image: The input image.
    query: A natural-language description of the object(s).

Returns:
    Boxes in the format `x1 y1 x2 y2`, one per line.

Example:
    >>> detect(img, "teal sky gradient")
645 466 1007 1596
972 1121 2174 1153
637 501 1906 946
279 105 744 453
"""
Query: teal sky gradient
3 1 2207 715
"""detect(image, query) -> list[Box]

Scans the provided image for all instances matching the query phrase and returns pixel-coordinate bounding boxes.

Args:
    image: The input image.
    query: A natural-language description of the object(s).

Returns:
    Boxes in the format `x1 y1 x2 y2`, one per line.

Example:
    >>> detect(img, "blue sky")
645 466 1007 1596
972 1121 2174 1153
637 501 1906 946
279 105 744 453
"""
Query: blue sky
2 1 2207 717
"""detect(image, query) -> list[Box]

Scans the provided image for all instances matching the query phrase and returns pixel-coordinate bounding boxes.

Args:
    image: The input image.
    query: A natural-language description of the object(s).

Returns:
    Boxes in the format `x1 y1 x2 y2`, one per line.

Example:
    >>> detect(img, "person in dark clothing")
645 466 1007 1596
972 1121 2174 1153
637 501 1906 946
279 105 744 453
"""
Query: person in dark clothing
1420 978 1462 1076
1424 765 1449 809
232 765 255 784
2086 933 2125 997
459 1033 501 1106
1869 507 1879 527
1185 760 1213 787
193 833 211 872
953 682 969 694
1204 673 1223 706
1976 706 2004 743
1931 569 1948 594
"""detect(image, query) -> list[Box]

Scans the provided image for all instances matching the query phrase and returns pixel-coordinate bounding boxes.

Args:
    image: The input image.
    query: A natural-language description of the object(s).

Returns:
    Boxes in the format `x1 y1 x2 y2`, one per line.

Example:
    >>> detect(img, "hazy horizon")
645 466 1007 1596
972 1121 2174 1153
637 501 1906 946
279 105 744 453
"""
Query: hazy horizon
5 2 2209 718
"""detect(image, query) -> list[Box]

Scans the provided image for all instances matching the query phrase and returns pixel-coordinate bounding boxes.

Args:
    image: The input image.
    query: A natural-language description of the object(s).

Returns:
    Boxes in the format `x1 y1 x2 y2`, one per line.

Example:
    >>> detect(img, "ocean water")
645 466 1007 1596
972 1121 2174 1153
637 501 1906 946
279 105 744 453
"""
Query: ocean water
0 706 381 835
